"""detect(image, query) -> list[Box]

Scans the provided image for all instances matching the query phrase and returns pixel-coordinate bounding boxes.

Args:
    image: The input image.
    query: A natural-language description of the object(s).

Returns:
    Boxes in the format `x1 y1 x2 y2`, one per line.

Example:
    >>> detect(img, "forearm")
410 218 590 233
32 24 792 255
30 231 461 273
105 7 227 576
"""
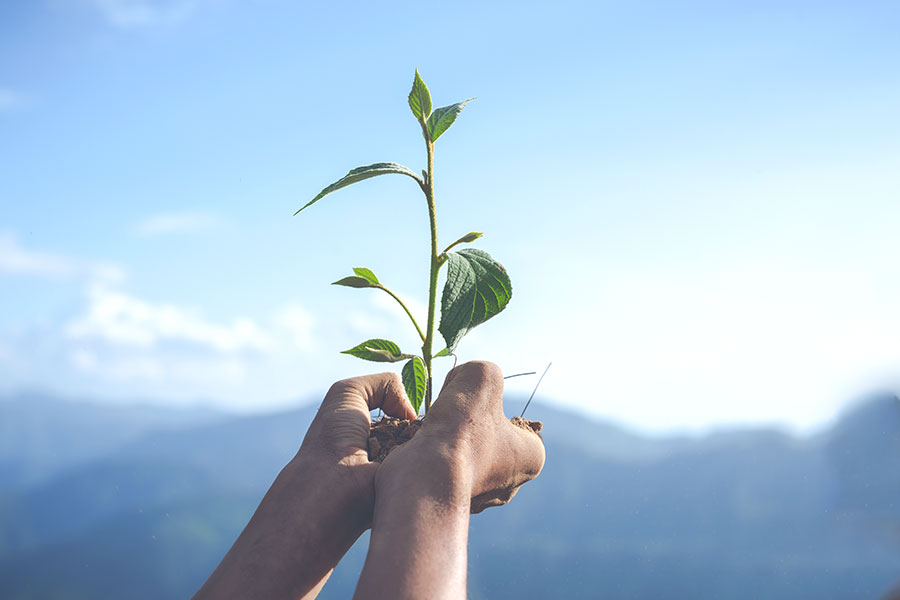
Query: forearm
354 451 473 600
193 455 370 600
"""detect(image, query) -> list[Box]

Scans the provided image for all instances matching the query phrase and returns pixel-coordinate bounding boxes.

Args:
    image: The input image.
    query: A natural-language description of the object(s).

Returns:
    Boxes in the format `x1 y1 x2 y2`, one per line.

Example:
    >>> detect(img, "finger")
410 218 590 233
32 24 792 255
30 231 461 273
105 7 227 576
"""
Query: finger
470 486 520 514
436 360 504 410
330 372 418 420
507 421 546 481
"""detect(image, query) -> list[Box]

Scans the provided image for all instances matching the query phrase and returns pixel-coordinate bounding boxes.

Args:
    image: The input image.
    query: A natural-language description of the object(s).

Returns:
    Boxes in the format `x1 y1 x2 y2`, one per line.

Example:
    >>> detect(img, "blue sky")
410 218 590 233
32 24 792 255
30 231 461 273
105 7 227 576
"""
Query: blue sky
1 0 899 432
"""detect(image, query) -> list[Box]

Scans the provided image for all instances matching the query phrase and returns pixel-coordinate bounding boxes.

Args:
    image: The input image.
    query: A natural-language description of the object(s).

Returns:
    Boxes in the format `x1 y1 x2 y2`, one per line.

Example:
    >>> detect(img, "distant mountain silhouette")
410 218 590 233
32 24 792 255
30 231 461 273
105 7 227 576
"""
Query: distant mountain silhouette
0 391 898 599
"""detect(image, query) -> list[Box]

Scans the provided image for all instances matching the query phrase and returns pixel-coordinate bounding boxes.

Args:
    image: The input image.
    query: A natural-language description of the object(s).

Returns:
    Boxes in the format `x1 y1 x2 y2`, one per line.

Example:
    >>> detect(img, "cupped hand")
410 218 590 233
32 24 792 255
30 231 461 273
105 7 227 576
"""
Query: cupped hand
379 360 545 513
296 372 418 521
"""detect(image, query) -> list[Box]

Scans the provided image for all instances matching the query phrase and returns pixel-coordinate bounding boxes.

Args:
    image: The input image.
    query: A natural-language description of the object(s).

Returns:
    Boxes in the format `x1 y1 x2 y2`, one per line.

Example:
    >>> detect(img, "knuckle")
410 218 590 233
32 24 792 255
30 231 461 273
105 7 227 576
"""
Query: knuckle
385 371 403 388
327 378 355 398
462 360 503 385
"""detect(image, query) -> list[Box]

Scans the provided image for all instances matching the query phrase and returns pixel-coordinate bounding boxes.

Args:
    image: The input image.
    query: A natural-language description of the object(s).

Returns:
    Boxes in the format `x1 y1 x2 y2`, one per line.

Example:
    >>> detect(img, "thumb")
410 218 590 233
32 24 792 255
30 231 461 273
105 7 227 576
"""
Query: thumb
339 372 418 420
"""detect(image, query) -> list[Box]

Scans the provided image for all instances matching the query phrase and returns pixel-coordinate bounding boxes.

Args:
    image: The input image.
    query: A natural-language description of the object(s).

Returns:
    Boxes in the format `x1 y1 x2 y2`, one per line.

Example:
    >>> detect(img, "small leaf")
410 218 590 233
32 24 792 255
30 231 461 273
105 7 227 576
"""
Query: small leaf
434 347 452 358
408 70 432 121
352 267 380 285
341 339 408 363
427 98 475 142
438 248 512 352
296 163 423 215
456 231 483 244
444 231 483 252
332 276 377 288
402 356 428 414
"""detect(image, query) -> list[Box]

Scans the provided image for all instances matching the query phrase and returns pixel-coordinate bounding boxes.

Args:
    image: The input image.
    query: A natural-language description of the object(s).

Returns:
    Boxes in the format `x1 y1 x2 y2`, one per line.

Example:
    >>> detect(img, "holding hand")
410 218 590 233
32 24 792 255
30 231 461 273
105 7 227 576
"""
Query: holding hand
357 361 545 600
194 372 416 600
378 360 545 513
195 361 544 600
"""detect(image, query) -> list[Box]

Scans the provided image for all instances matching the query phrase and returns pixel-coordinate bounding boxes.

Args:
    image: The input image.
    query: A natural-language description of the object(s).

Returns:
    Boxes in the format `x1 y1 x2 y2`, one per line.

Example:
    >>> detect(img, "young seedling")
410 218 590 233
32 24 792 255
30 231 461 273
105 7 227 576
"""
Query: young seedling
295 70 512 415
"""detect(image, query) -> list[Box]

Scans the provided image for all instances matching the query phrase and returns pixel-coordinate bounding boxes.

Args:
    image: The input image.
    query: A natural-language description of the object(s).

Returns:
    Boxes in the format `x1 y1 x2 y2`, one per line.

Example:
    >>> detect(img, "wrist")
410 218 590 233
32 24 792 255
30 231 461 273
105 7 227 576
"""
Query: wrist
375 435 474 508
285 452 374 533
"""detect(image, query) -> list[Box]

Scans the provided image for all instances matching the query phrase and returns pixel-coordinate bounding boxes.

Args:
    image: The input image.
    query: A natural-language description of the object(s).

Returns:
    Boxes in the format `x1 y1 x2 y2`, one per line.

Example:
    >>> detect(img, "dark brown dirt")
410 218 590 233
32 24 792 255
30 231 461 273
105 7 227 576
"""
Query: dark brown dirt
367 415 543 462
368 417 423 462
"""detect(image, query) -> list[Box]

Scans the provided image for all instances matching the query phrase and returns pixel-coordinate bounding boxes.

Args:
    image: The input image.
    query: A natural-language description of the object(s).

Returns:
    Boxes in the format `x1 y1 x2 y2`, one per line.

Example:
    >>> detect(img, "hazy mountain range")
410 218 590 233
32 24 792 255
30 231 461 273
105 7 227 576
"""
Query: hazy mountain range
0 391 898 599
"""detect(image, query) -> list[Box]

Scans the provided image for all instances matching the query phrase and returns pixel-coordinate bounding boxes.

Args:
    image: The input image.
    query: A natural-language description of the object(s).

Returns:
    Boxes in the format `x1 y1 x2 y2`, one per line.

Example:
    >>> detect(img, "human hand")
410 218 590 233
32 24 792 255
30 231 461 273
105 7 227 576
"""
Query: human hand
193 373 417 600
377 360 545 513
294 372 418 523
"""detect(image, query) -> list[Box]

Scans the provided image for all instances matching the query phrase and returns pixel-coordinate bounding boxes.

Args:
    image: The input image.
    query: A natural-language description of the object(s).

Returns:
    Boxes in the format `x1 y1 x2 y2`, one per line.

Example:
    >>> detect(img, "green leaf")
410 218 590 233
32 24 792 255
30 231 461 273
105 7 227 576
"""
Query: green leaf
332 276 376 288
333 267 380 288
341 339 409 363
434 347 452 358
438 248 512 352
402 356 428 414
408 70 432 121
426 98 475 142
352 267 380 285
295 163 423 215
443 231 483 252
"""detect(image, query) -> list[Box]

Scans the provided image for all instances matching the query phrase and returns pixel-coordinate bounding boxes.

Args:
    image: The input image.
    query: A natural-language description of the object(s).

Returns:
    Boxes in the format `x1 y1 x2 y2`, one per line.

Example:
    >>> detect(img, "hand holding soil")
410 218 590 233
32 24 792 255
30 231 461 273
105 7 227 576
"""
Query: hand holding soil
355 361 544 600
297 371 418 524
194 361 543 600
377 360 545 513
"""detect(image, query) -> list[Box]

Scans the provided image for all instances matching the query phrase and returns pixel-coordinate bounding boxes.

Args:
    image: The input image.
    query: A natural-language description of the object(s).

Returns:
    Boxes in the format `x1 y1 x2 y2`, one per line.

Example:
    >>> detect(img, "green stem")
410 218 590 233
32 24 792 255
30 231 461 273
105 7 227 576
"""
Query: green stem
422 137 438 413
376 285 426 343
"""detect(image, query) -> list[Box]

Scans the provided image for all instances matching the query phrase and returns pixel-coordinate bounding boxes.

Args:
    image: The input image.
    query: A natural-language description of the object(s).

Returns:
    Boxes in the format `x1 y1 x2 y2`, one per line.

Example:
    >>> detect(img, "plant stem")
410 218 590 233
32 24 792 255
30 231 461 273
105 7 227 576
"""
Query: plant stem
423 138 438 413
377 285 425 343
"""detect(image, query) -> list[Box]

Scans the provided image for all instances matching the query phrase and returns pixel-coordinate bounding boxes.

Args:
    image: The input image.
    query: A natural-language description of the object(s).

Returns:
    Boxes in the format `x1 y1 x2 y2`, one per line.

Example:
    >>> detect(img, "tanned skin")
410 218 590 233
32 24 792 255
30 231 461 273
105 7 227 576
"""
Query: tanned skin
193 361 545 600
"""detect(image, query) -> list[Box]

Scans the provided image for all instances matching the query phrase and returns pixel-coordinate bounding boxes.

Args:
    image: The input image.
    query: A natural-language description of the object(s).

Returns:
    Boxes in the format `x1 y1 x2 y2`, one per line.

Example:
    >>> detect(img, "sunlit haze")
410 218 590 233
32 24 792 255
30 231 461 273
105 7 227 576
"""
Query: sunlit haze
2 0 899 433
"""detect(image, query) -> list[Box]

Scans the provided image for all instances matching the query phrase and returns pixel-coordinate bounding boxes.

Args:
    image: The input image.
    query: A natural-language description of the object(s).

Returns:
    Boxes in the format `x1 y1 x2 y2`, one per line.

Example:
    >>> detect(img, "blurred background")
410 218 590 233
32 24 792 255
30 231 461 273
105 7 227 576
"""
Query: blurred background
2 0 899 598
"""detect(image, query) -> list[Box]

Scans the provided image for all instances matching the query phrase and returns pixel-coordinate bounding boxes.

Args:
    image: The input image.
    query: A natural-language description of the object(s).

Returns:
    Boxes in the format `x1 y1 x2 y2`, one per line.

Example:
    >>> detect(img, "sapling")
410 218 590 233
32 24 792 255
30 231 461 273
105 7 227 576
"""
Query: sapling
295 70 512 415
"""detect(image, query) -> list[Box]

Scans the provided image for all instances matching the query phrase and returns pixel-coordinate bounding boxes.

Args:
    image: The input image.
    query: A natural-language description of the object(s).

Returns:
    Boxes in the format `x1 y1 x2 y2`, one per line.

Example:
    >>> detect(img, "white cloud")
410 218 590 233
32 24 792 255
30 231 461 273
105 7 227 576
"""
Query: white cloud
55 283 323 400
0 89 29 112
86 0 200 28
0 233 125 283
66 284 273 352
0 232 326 405
0 340 12 363
274 305 316 352
347 290 427 337
70 348 248 384
135 212 226 237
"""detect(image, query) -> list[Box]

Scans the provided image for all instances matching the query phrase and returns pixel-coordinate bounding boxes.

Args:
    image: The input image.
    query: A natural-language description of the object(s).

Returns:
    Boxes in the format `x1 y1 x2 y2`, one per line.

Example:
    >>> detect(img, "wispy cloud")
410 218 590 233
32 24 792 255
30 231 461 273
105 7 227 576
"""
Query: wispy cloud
135 212 226 237
49 284 321 397
66 284 273 352
346 291 427 347
274 305 316 352
0 88 30 112
86 0 201 28
0 233 125 283
0 234 326 406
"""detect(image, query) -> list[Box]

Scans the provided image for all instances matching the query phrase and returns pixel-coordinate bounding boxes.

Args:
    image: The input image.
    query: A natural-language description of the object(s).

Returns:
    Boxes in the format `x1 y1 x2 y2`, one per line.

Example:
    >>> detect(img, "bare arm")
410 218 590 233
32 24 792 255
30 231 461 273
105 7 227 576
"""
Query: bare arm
192 373 417 600
354 361 546 600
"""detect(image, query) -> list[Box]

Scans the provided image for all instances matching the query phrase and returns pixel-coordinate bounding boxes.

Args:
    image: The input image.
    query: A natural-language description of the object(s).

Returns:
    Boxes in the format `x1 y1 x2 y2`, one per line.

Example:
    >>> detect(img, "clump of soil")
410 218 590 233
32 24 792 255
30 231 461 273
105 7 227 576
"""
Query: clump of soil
368 415 543 462
510 415 542 435
368 418 423 462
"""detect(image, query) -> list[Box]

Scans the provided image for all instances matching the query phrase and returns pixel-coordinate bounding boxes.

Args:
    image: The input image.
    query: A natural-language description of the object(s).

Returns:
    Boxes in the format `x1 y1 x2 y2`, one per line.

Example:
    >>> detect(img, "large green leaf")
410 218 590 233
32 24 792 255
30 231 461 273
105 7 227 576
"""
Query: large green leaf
438 248 512 352
426 98 475 142
408 70 432 121
401 356 428 414
341 339 410 363
295 163 423 215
